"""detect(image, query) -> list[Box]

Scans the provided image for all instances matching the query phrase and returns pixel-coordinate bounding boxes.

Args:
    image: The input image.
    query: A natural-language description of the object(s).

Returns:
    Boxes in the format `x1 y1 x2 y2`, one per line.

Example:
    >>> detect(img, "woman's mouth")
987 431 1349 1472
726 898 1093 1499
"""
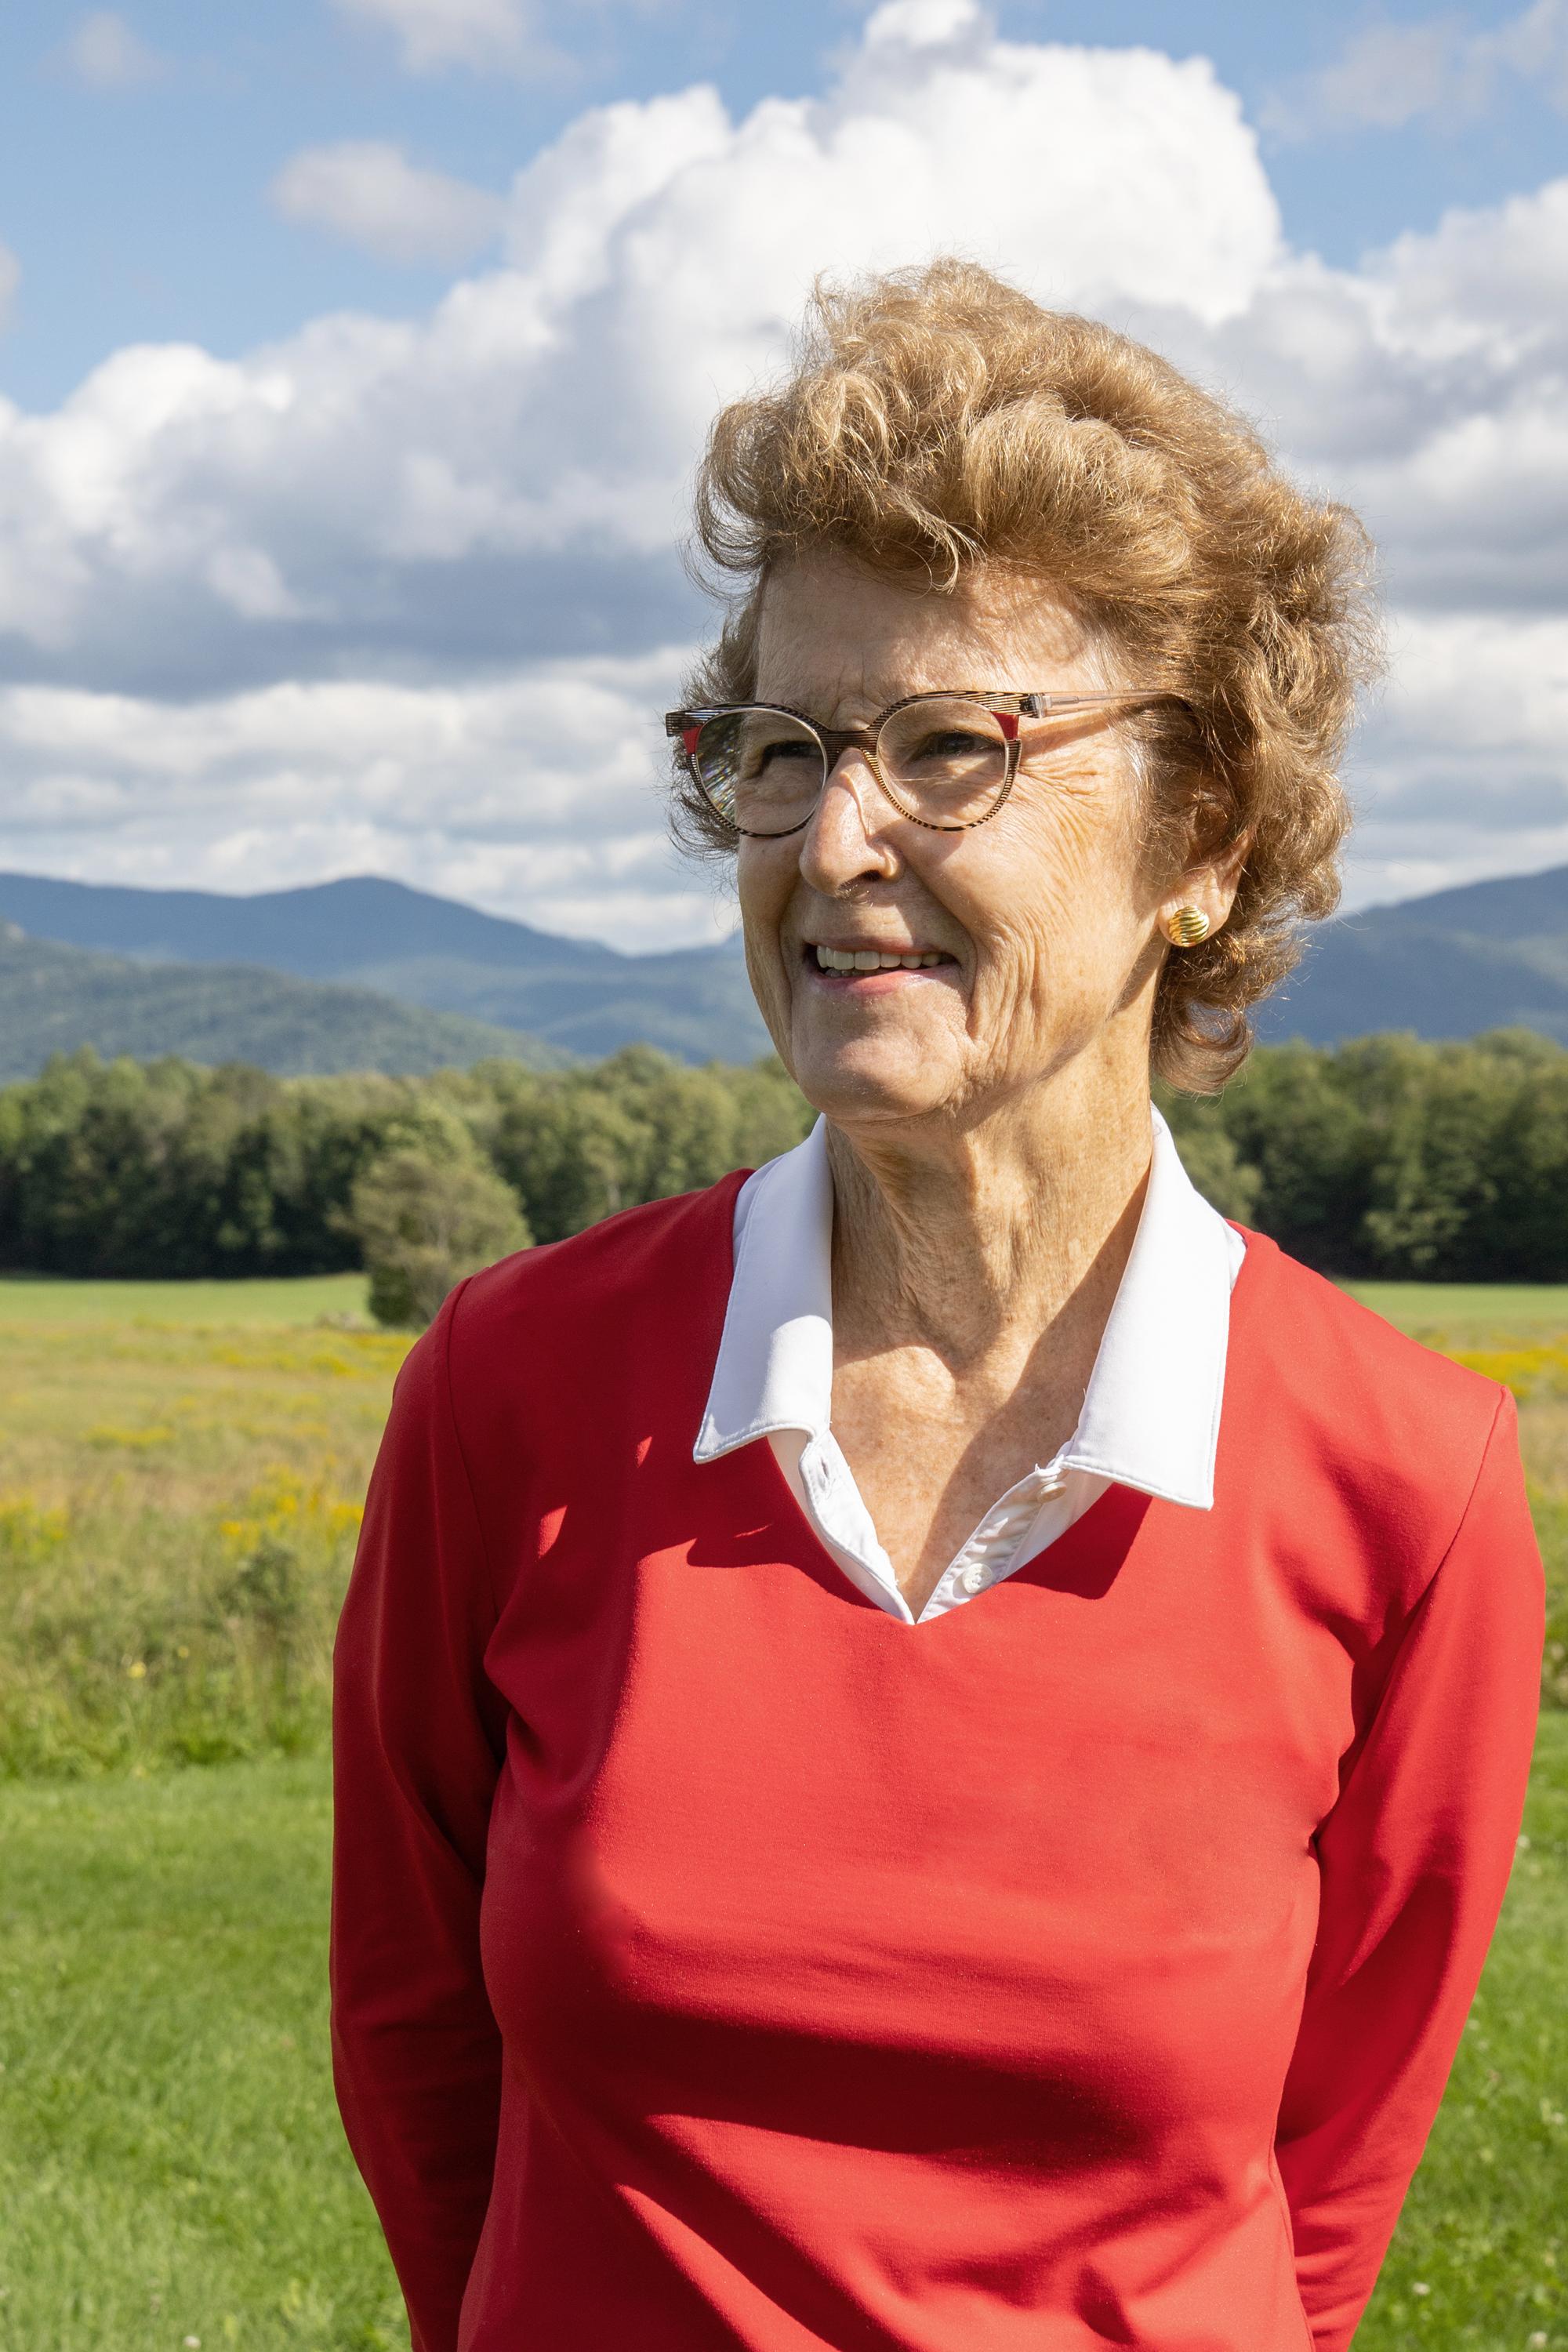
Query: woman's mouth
808 943 956 976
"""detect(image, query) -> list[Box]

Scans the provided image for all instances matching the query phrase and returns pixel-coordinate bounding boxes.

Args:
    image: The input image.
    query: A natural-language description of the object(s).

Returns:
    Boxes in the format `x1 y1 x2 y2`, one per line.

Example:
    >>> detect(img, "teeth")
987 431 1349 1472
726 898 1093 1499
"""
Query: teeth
815 946 945 973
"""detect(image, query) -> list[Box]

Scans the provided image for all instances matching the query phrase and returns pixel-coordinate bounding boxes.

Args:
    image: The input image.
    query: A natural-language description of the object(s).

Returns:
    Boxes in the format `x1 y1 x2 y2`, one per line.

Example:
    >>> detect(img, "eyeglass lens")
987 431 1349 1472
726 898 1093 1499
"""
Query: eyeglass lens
691 698 1014 835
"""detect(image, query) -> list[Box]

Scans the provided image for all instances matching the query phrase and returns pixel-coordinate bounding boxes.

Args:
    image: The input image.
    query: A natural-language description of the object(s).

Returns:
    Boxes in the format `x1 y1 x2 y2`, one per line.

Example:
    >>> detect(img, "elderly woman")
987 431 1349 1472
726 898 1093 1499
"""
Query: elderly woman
331 263 1544 2352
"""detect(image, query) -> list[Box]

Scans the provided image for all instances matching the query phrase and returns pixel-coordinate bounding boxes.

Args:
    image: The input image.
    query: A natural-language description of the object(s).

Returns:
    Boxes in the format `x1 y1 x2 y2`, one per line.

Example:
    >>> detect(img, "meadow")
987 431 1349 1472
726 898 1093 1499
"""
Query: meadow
0 1271 1563 2349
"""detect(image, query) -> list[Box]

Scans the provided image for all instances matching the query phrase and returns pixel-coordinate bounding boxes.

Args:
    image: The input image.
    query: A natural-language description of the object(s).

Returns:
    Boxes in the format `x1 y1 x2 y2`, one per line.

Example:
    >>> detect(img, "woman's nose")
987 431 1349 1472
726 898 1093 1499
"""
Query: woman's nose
797 753 900 891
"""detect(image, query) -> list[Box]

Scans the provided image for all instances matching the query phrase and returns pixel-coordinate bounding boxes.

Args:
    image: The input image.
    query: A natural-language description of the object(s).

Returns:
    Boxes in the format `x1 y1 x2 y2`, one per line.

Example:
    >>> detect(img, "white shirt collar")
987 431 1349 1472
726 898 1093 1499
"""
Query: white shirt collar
695 1109 1241 1512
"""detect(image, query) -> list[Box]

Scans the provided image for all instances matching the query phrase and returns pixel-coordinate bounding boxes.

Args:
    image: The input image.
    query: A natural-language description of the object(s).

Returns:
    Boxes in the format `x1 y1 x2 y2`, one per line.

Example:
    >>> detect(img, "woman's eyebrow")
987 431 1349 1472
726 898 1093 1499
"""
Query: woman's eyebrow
753 682 954 723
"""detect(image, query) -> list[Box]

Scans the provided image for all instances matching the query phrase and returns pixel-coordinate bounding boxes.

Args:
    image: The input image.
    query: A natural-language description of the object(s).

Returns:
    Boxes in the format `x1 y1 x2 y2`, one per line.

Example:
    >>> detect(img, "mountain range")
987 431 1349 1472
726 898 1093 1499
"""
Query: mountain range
0 872 768 1070
1258 865 1568 1047
0 861 1566 1078
0 924 572 1084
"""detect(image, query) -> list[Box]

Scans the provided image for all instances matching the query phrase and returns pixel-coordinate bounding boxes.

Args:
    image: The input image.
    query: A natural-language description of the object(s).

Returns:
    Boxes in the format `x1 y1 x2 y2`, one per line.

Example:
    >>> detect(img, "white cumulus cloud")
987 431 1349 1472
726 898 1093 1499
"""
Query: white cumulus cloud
0 4 1286 698
270 142 505 268
2 0 1567 925
1342 609 1568 905
59 9 167 90
0 652 731 949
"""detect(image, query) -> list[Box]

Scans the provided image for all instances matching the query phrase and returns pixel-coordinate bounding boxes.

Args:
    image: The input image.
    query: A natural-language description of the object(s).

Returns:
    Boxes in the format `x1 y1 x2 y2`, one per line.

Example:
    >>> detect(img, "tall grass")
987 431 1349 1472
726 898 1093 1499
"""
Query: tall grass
1432 1334 1568 1711
0 1477 358 1776
0 1315 409 1779
0 1291 1563 1787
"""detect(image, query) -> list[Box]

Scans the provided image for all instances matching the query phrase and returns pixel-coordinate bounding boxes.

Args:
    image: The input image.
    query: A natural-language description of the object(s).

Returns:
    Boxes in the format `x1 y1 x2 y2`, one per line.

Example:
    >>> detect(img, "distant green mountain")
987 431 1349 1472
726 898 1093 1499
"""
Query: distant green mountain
5 860 1567 1063
335 942 769 1065
0 927 564 1082
0 871 770 1064
1259 864 1568 1046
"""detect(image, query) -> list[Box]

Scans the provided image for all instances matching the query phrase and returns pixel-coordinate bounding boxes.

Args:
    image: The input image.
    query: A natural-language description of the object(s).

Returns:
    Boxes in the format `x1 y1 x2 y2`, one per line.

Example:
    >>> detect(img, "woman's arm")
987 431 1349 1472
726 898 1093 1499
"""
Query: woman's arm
331 1283 510 2352
1275 1386 1545 2351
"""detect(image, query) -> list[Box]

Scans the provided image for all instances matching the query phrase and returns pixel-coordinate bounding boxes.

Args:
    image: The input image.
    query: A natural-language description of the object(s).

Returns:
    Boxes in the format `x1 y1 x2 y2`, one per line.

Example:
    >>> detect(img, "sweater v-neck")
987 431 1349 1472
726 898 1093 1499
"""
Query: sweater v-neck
695 1117 1242 1623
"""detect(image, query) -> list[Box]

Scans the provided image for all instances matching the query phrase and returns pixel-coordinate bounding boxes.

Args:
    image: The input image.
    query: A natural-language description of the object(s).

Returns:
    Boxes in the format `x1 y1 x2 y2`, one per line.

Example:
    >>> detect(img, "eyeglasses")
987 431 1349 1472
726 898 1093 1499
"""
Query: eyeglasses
665 690 1182 837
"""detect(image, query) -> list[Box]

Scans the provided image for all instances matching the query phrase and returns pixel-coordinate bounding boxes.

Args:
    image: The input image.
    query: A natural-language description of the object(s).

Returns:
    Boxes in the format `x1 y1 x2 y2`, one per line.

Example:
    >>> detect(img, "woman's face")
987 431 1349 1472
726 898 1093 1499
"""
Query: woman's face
738 551 1228 1132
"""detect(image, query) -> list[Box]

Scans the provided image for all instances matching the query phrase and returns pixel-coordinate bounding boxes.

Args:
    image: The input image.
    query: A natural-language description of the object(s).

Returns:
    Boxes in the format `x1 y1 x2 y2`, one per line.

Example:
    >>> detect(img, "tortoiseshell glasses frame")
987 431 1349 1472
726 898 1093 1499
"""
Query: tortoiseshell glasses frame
665 688 1184 838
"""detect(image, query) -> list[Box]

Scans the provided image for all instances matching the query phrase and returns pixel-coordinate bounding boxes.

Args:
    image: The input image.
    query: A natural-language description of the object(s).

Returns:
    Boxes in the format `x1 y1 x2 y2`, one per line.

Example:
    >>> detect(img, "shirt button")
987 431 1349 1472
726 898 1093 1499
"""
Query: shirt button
961 1563 988 1595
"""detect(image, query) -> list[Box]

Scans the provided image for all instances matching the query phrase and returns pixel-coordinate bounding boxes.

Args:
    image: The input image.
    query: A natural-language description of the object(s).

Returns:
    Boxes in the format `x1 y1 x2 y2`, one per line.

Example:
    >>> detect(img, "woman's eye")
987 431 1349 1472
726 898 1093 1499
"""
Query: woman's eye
911 731 991 761
754 737 817 768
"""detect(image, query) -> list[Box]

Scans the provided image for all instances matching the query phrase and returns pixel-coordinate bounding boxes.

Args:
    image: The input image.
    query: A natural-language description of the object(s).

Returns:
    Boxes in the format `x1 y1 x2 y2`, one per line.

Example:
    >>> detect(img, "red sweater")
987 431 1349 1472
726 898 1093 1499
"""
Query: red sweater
331 1174 1544 2352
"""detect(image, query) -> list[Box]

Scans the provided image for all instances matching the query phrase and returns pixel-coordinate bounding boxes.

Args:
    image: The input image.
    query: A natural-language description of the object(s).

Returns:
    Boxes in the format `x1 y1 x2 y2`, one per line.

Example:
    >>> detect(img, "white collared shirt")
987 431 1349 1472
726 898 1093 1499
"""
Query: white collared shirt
694 1112 1244 1626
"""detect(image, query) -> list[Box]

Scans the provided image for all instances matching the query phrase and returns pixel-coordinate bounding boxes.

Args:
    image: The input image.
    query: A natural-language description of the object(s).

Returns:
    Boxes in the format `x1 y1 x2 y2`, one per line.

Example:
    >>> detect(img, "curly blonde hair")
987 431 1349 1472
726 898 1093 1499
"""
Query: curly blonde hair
674 260 1380 1091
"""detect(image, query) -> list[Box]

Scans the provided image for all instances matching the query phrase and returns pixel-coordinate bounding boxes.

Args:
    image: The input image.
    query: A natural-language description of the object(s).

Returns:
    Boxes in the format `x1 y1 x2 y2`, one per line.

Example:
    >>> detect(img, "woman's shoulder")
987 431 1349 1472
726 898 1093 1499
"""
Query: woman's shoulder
1222 1228 1541 1654
1227 1225 1512 1511
1232 1225 1504 1410
437 1167 750 1397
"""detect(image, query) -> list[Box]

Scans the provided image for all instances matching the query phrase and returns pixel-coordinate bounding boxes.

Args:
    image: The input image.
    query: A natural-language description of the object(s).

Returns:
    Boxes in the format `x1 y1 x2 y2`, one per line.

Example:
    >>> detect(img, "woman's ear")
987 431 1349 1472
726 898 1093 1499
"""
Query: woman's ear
1158 835 1247 946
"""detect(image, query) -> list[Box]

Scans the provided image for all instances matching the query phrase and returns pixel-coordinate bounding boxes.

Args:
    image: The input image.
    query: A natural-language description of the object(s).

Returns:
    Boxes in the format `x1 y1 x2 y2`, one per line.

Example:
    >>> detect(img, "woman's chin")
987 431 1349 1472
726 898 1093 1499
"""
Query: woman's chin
789 1030 961 1127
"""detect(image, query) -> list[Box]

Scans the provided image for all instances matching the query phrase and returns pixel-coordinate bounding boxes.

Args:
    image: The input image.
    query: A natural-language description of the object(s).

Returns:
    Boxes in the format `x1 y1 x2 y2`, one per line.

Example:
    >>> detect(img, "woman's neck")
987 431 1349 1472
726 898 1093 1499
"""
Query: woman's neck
824 1066 1154 1374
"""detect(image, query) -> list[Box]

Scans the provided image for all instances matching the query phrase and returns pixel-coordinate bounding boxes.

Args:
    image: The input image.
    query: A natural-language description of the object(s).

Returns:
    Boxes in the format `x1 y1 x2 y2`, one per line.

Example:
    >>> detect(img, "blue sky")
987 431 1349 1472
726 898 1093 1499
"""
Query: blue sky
4 1 1566 406
0 0 1565 943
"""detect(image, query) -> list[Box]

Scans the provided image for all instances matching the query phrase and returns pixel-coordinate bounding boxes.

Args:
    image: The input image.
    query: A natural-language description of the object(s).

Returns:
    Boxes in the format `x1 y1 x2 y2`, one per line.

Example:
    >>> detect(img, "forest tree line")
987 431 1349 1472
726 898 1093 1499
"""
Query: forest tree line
0 1031 1565 1313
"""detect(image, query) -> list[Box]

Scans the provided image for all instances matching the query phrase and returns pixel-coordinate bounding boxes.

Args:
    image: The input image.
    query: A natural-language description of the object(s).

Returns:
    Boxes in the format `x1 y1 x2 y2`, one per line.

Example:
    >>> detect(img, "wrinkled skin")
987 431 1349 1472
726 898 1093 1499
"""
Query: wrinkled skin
741 552 1234 1135
734 551 1240 1617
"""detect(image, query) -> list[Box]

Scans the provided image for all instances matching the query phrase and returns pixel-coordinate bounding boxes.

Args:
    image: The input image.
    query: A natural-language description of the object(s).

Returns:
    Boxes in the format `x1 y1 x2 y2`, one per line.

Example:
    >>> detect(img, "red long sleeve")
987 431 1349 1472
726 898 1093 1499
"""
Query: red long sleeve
1276 1387 1544 2347
328 1194 1545 2352
330 1286 508 2352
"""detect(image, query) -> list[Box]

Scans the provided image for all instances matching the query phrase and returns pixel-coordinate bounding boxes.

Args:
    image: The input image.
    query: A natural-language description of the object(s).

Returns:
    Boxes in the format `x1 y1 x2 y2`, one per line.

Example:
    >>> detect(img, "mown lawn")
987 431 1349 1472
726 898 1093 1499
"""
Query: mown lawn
1345 1281 1568 1334
1357 1717 1568 2349
0 1271 1563 2349
0 1273 369 1329
0 1729 1561 2350
0 1759 403 2351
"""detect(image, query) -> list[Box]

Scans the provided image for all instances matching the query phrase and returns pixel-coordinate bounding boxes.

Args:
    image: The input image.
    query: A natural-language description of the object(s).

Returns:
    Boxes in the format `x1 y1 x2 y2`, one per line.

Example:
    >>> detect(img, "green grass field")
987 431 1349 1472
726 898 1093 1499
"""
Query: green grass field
0 1272 370 1328
1347 1280 1568 1336
0 1728 1560 2351
1 1267 1559 1337
0 1291 409 1780
1 1266 1560 1338
0 1270 1563 2349
0 1760 404 2352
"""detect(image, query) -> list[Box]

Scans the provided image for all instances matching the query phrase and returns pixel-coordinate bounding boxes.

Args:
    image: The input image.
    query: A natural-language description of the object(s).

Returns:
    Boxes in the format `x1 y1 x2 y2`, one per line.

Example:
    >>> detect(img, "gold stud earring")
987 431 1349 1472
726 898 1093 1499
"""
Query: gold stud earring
1164 907 1210 947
